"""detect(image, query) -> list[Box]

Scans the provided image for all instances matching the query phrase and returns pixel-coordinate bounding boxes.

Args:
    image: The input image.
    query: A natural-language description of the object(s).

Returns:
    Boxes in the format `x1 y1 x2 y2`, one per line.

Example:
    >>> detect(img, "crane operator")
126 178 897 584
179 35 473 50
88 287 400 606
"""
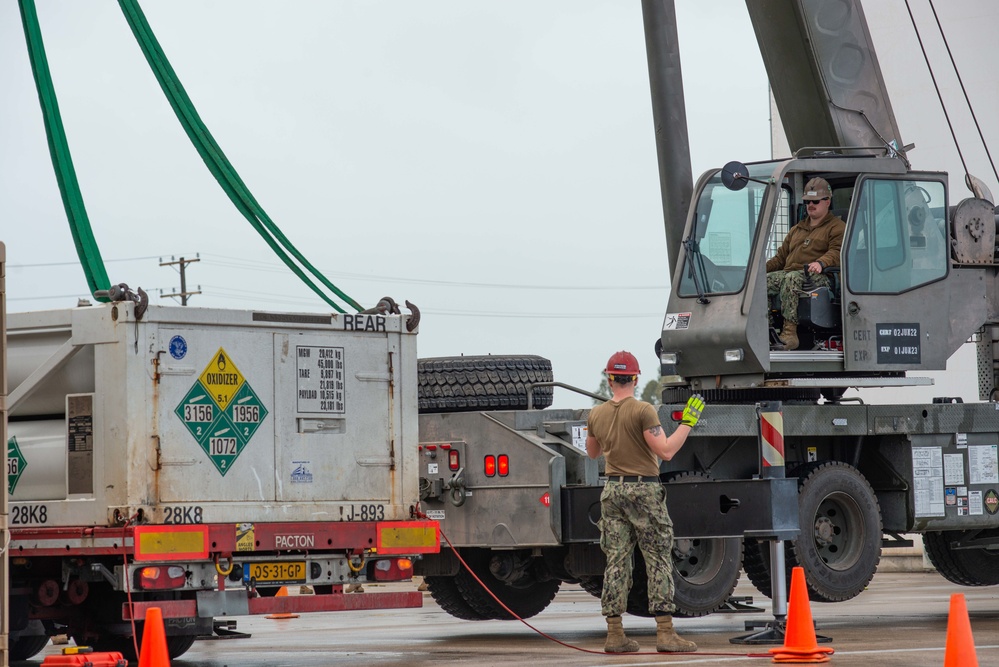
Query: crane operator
766 177 846 351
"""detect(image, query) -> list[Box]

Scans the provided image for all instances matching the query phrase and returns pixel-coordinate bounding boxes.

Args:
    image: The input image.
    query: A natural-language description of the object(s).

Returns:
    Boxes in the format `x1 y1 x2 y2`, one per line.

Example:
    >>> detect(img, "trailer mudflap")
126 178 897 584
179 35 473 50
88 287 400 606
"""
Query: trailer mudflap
561 477 800 541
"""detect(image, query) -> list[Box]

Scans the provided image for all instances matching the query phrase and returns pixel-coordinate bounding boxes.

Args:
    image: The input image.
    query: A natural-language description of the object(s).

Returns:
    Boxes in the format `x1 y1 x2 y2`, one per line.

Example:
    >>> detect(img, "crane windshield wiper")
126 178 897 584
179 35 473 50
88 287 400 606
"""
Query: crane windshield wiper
682 236 711 305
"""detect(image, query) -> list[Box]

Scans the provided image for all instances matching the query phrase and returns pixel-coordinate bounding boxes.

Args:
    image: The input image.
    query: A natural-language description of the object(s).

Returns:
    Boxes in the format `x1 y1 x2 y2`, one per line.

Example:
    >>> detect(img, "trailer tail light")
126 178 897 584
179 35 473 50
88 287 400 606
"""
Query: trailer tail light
448 449 460 471
497 454 509 476
372 557 414 581
670 410 683 422
484 455 496 477
136 565 187 590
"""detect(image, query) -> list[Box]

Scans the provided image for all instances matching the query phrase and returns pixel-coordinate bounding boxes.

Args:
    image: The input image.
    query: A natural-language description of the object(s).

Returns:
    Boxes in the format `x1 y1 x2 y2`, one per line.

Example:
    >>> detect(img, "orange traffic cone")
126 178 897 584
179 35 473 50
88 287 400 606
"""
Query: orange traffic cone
770 567 835 664
265 586 300 620
944 593 979 667
138 606 170 667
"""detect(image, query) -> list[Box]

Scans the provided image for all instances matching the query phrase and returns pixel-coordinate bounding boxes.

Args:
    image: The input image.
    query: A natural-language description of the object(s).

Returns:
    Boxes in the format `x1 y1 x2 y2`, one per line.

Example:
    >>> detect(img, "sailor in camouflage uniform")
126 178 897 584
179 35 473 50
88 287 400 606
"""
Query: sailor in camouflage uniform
766 177 846 351
586 351 704 653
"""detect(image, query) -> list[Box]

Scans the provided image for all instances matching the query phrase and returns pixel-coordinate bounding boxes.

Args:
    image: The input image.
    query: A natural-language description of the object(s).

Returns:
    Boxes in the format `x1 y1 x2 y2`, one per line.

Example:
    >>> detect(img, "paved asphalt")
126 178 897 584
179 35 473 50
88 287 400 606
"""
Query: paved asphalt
23 570 999 666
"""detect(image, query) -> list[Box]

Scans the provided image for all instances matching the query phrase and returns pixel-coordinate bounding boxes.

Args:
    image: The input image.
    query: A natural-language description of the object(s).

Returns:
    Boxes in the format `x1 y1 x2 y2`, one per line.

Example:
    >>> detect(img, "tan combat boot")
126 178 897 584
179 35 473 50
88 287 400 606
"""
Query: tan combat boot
656 615 697 653
777 321 799 351
604 615 640 653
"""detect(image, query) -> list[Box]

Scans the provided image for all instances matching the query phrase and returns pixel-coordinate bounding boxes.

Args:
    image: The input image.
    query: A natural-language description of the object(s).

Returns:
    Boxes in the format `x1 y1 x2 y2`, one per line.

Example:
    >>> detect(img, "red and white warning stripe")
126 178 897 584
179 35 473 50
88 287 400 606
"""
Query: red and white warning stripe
760 409 785 468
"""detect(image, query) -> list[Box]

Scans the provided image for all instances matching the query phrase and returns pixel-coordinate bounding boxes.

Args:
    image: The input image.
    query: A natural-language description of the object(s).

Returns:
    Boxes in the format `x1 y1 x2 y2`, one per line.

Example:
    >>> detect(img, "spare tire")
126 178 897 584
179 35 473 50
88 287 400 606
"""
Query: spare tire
418 355 554 413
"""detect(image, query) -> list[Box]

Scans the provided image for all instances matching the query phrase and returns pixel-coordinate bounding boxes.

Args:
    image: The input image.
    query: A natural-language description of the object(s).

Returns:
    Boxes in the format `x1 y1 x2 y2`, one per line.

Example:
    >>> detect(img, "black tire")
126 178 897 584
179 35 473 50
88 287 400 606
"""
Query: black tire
9 634 50 661
576 554 658 617
453 548 561 620
743 462 882 603
741 537 796 599
793 462 882 602
417 355 554 413
83 626 198 661
662 387 821 405
924 530 999 586
424 576 489 620
578 576 603 599
166 634 197 658
664 472 744 617
577 552 677 618
575 520 742 618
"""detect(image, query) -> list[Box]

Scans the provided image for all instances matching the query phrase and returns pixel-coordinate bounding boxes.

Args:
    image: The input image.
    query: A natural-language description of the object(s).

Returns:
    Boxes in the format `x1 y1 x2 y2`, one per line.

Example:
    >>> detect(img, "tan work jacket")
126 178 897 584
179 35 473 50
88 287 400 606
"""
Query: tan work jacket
765 213 845 273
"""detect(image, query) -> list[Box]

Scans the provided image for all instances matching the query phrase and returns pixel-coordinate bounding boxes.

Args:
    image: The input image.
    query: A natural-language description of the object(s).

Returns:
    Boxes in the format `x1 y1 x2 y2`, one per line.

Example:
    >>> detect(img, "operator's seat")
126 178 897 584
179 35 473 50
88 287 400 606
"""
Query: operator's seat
770 207 848 350
796 208 847 347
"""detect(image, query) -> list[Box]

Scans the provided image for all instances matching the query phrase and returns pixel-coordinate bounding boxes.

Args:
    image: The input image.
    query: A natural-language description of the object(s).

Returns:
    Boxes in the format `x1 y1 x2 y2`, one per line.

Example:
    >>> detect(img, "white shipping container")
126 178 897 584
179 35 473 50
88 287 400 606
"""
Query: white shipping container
6 302 419 528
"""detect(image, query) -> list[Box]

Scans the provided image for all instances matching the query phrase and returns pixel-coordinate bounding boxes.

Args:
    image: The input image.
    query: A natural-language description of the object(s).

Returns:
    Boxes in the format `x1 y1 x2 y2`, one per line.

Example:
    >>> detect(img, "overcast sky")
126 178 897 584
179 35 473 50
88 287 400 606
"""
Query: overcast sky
2 1 996 405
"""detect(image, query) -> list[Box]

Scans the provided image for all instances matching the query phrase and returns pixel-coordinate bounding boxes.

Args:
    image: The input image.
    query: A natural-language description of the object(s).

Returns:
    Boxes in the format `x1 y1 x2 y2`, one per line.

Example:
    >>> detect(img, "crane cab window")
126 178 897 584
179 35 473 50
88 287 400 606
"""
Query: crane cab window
845 177 948 293
677 165 772 297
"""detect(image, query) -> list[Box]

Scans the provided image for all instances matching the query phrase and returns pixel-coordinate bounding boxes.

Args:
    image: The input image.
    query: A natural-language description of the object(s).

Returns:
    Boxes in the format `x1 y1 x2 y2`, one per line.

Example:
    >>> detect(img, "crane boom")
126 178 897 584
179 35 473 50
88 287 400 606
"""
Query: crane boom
745 0 904 155
641 0 694 277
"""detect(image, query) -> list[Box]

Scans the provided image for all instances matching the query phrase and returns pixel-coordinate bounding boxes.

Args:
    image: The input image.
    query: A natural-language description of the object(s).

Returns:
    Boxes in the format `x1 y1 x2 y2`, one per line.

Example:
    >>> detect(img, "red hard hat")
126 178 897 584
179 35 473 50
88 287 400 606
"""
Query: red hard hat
605 351 640 375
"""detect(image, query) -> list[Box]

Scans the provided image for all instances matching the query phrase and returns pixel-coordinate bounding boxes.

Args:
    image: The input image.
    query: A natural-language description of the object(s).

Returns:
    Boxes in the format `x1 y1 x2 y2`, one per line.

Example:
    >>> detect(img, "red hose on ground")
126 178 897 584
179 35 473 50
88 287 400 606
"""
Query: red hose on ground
419 511 772 659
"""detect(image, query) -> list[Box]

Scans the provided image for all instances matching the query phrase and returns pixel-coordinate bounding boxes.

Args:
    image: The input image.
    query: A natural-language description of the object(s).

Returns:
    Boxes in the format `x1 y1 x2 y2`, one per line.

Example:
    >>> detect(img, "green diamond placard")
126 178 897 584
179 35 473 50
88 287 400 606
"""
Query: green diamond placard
8 436 26 494
226 383 269 444
175 384 218 445
175 347 268 476
201 413 243 477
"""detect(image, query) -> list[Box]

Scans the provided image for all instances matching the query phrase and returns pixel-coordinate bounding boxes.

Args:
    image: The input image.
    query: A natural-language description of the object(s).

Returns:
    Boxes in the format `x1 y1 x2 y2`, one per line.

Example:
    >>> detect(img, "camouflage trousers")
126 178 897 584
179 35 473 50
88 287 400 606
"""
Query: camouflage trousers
599 480 674 616
767 270 831 326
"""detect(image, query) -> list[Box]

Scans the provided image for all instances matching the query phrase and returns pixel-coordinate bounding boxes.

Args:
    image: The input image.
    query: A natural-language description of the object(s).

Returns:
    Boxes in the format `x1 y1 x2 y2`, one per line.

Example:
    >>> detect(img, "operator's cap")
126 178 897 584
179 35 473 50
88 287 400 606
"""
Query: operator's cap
803 177 832 201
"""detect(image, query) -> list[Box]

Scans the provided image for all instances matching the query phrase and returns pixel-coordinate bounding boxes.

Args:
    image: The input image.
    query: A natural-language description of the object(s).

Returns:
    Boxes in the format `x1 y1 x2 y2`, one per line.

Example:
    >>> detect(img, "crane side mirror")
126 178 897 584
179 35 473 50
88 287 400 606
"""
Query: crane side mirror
721 161 750 191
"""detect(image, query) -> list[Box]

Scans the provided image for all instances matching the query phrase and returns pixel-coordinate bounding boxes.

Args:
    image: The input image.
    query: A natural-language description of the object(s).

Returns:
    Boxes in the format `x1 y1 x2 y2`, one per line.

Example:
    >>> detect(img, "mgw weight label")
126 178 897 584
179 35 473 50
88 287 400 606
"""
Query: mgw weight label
296 346 345 414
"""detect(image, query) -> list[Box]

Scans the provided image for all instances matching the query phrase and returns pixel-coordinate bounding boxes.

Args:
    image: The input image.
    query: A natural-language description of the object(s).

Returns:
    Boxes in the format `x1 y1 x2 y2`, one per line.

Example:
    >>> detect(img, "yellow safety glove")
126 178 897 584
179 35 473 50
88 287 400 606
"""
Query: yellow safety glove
681 394 705 427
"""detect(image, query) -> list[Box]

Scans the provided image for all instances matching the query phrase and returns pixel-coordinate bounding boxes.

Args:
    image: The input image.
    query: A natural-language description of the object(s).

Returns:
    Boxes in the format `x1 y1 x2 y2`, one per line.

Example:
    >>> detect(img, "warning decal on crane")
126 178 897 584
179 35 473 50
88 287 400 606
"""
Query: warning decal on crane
176 347 269 476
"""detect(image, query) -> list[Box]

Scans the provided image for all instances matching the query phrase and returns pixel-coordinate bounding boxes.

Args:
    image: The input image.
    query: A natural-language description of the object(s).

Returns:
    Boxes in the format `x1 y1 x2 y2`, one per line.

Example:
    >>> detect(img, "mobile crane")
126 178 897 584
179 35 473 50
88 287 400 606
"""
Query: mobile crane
415 0 999 620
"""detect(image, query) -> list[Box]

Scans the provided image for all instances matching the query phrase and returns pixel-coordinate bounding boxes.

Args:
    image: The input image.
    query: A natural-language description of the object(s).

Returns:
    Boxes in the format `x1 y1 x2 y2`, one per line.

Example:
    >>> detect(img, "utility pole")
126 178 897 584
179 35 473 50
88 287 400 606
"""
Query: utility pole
159 255 202 306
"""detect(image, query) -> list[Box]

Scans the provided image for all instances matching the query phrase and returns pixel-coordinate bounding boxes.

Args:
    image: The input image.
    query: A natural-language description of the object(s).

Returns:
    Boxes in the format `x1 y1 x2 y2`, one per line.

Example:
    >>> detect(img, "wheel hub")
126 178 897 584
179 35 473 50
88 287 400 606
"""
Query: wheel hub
814 515 836 546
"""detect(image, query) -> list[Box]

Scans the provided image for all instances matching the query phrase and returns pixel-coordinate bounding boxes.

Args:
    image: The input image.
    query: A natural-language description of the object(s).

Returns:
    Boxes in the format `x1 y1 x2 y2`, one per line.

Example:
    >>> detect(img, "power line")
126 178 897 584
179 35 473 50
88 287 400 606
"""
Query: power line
202 286 658 319
8 255 169 269
198 253 669 291
7 252 670 292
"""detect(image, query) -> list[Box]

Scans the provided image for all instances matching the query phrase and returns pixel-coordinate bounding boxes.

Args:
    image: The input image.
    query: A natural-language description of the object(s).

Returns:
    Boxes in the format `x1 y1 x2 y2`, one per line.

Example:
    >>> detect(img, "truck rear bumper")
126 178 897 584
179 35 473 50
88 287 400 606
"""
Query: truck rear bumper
123 588 423 620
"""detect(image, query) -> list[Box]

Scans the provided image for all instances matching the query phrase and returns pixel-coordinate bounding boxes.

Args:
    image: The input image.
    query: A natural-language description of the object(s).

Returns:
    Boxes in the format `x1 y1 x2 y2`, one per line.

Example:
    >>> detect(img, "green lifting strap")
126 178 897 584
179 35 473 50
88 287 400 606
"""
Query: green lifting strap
117 0 362 313
18 0 111 300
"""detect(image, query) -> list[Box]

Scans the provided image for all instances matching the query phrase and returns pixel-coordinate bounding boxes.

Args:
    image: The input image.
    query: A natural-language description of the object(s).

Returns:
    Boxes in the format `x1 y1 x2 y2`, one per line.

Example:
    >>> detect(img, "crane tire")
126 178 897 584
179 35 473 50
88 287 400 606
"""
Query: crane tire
743 462 882 603
791 461 882 602
418 355 554 413
661 387 821 405
453 548 561 619
741 537 797 600
923 530 999 586
663 471 744 617
424 575 490 620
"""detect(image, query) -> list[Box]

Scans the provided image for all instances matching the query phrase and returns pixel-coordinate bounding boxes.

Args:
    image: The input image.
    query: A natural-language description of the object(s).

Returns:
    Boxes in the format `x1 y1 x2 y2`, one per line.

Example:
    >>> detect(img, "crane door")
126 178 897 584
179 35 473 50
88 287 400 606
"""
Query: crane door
841 174 982 371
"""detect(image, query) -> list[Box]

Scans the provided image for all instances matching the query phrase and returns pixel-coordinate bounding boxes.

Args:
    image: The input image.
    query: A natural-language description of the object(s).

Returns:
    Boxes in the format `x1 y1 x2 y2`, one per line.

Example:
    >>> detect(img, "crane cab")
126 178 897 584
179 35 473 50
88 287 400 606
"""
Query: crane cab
660 153 992 397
